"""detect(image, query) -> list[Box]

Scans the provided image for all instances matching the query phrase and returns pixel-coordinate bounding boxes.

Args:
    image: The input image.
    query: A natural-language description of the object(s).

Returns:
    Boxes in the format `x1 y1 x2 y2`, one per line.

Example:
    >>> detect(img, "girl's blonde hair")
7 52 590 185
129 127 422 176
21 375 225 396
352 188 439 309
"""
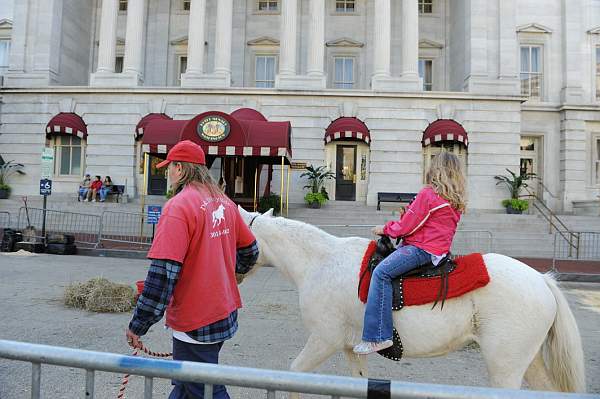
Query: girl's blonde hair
425 152 467 212
172 161 224 198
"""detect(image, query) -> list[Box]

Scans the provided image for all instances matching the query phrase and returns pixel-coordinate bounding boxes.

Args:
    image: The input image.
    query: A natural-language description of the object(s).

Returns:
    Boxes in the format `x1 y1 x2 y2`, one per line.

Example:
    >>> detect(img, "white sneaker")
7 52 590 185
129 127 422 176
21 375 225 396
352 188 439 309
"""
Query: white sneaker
91 199 96 202
83 199 88 202
353 340 393 355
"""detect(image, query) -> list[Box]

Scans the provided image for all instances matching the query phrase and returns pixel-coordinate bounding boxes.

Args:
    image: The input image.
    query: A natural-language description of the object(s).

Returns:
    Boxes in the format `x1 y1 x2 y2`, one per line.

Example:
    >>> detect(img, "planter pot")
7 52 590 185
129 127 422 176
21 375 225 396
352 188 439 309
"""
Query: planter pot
308 201 321 209
0 188 9 199
506 205 522 214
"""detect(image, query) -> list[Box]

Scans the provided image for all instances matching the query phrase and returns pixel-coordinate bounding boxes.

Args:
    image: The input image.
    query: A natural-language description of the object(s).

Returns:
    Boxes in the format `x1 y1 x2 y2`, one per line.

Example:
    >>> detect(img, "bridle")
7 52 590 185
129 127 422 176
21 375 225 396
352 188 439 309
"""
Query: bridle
249 214 259 229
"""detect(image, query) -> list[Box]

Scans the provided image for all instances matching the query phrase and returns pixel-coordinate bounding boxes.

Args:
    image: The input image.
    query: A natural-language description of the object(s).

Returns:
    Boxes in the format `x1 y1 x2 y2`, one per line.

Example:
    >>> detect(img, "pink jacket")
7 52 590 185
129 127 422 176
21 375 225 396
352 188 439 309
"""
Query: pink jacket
383 186 461 256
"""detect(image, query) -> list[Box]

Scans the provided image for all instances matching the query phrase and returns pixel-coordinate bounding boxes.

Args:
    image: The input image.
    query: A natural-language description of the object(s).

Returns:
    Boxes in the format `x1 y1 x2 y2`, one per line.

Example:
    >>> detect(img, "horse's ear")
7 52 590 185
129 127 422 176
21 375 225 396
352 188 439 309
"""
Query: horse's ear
238 205 249 217
264 208 274 217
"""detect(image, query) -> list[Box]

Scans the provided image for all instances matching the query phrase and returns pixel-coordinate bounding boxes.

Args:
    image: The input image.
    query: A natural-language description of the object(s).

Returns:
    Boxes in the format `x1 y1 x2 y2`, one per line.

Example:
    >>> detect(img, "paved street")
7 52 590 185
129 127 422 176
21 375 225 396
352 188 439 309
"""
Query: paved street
0 253 598 398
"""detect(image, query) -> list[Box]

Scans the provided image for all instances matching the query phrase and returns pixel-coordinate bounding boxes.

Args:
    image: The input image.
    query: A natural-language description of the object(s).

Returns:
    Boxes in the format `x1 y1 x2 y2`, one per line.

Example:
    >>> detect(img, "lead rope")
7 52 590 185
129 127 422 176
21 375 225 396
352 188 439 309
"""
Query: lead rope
117 343 172 398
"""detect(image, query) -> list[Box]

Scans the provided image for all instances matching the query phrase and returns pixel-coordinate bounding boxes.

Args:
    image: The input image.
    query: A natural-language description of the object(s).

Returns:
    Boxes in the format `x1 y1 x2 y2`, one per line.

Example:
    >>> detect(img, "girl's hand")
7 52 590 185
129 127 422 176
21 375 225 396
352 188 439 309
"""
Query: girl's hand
372 226 385 236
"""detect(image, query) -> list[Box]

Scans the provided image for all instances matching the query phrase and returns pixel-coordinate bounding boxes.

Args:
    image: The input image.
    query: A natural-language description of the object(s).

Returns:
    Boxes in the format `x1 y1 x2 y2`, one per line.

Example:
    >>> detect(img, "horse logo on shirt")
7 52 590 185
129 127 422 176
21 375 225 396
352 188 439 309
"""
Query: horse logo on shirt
212 204 225 228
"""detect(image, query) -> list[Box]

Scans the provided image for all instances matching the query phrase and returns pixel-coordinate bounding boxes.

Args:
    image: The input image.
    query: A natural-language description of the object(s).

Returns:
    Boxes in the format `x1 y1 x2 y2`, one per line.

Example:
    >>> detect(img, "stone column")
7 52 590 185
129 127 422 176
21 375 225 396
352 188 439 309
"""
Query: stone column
497 0 520 94
372 0 391 79
185 0 206 75
561 0 584 103
400 0 419 80
214 0 233 85
279 0 297 76
123 0 146 83
96 0 119 73
307 0 325 77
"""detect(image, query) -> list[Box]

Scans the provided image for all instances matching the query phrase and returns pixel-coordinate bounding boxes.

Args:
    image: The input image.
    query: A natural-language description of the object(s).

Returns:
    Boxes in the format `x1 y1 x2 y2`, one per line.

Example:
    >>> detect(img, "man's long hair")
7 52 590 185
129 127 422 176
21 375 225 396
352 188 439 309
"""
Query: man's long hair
172 161 224 198
425 152 467 212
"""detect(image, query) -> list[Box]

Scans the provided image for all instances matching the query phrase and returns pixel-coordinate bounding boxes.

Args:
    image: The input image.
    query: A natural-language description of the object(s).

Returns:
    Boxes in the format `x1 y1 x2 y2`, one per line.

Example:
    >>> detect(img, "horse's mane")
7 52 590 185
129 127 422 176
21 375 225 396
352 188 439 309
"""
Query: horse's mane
269 216 337 241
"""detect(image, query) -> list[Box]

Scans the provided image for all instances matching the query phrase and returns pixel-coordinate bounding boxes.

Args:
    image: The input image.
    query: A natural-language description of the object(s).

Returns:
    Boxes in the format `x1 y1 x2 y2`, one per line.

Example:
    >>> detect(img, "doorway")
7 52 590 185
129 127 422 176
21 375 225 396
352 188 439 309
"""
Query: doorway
147 155 168 195
335 145 356 201
520 136 542 196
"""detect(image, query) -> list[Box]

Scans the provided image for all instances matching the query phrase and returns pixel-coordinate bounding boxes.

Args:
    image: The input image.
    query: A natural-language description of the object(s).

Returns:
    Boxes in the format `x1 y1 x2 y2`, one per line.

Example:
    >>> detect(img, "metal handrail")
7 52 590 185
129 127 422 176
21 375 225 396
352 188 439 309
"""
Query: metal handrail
0 340 594 399
521 187 578 253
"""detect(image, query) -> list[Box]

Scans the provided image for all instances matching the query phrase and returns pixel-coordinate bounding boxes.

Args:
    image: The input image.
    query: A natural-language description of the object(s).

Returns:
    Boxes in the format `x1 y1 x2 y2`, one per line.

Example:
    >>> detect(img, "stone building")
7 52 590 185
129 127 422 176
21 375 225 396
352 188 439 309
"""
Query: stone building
0 0 599 213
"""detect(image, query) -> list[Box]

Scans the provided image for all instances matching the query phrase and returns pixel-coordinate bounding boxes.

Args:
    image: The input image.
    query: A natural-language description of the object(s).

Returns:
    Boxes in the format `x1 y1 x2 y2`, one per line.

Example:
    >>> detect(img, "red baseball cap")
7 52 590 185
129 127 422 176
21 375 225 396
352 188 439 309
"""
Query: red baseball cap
156 140 206 168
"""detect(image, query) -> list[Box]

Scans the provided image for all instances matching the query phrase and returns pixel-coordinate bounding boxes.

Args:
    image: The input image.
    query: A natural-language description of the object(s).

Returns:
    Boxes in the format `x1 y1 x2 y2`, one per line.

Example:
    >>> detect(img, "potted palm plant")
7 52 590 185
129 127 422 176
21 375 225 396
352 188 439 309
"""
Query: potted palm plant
301 165 334 209
493 168 535 214
0 160 25 199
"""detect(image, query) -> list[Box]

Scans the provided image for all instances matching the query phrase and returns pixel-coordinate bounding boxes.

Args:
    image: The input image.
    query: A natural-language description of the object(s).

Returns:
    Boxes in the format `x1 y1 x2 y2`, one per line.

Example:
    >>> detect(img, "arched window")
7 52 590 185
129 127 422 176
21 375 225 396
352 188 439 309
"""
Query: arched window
45 113 88 177
422 119 468 181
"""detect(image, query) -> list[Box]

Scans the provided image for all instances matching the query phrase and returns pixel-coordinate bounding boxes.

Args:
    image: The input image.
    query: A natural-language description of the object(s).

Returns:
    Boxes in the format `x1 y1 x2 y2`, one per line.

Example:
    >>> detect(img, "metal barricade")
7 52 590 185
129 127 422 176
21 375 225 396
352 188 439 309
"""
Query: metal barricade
452 230 494 256
0 340 593 399
98 211 154 249
553 232 600 273
0 211 11 228
16 207 101 247
315 224 377 239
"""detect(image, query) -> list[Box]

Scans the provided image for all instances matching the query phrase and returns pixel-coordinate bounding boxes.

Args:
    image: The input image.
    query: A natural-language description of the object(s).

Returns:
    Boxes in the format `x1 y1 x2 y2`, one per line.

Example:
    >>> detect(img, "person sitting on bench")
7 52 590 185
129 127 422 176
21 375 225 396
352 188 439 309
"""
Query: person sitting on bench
78 174 91 201
353 152 466 355
86 175 102 202
99 176 113 202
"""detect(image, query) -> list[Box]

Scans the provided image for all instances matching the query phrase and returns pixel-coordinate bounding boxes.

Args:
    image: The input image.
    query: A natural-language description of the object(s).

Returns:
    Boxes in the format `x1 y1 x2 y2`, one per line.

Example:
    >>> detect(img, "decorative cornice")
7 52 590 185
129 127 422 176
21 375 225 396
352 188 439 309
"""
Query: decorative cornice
170 36 188 45
247 36 280 46
326 37 364 48
0 19 13 29
516 23 552 34
419 39 444 49
588 26 600 34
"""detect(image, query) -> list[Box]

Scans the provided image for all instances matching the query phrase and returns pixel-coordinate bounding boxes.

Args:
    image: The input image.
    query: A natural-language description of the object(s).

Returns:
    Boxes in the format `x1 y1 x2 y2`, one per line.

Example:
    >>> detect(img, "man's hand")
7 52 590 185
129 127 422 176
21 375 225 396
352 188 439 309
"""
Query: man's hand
372 226 385 236
126 329 142 349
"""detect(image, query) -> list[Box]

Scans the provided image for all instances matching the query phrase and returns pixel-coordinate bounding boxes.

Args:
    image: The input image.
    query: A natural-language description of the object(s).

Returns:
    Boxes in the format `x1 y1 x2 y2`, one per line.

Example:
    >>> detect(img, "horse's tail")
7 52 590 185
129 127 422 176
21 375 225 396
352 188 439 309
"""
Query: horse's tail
541 273 586 393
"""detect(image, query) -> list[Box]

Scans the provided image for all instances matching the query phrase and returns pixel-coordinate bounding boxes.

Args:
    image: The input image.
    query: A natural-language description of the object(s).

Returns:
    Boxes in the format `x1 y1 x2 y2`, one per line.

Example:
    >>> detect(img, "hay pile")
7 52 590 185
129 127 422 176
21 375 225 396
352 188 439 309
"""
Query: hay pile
64 277 136 313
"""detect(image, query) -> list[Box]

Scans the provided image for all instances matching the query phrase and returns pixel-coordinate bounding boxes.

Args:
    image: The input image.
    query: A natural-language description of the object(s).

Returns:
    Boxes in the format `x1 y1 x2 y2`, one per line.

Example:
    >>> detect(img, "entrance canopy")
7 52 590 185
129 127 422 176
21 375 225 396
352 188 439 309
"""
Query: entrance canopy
324 117 370 145
46 113 87 139
136 113 172 140
422 119 468 147
139 108 292 163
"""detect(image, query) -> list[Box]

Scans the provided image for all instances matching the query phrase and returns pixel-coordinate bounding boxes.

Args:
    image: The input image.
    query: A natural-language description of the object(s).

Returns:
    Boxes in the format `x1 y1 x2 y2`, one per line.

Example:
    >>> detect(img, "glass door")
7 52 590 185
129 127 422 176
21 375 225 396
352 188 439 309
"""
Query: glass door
335 145 357 201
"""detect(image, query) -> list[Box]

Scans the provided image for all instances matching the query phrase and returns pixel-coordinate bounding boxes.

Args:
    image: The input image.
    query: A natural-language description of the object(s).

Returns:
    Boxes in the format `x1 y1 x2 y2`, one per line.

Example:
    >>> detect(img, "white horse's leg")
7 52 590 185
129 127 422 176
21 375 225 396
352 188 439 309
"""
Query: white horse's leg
288 334 340 399
524 350 556 391
343 348 368 378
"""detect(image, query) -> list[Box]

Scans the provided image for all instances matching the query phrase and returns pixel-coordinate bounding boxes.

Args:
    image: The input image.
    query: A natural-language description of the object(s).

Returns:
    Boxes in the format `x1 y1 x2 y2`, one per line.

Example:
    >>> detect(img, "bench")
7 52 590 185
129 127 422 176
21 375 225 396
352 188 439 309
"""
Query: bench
107 185 125 203
377 192 417 211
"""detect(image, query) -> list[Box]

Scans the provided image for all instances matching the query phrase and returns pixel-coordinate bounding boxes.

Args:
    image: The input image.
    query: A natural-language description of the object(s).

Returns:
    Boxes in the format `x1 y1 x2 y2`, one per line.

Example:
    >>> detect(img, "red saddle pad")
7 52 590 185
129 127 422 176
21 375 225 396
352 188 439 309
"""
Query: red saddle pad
358 241 490 306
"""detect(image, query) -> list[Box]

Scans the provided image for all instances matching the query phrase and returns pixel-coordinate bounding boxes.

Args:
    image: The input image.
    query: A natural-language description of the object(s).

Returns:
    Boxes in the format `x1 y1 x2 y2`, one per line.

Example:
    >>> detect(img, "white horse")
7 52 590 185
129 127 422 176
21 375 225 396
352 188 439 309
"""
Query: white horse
238 207 586 394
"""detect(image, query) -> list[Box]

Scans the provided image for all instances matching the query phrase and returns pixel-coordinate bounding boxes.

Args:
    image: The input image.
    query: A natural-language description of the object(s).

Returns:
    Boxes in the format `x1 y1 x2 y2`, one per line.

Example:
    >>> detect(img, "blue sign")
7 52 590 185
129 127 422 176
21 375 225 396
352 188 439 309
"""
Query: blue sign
147 205 162 225
39 179 52 196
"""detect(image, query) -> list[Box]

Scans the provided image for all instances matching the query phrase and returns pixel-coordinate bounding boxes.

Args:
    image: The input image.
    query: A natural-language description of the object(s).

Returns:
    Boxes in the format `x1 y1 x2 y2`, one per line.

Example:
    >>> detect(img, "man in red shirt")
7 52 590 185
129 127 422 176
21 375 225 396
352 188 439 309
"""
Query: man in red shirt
126 141 259 398
86 175 102 202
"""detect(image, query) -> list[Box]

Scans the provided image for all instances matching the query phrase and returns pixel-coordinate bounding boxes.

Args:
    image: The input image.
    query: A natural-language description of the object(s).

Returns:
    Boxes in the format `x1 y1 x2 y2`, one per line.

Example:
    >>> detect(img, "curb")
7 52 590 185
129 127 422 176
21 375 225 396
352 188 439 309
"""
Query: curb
76 248 148 259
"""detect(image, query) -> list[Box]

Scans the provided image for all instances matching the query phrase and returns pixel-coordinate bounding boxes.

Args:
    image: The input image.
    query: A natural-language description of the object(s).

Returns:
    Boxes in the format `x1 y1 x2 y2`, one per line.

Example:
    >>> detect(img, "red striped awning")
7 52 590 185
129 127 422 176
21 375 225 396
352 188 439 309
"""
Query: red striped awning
422 119 468 147
45 113 87 139
324 117 370 145
141 120 187 154
136 113 172 140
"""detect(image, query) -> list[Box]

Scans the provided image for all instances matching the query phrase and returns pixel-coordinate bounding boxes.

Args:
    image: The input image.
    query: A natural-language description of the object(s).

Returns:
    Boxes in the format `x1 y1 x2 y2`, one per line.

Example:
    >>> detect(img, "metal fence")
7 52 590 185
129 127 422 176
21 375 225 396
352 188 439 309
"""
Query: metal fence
17 207 101 247
553 232 600 272
0 340 593 399
452 230 494 256
0 211 11 229
97 211 154 249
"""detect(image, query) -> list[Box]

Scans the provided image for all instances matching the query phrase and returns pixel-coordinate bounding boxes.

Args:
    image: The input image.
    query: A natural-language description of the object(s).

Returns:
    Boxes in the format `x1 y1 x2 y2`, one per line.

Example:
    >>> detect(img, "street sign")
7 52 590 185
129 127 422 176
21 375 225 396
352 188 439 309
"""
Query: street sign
39 179 52 196
147 205 162 225
40 148 54 179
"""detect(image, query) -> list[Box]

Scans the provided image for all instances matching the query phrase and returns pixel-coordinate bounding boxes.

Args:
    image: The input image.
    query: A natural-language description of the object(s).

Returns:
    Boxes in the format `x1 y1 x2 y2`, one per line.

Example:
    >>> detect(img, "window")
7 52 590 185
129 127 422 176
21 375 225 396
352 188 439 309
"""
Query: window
596 46 600 101
119 0 127 11
115 56 124 73
176 55 187 85
520 46 542 99
334 57 354 89
255 55 276 88
418 59 433 91
418 0 433 14
0 39 10 67
183 0 191 11
594 137 600 185
336 0 355 13
258 1 278 11
53 136 84 176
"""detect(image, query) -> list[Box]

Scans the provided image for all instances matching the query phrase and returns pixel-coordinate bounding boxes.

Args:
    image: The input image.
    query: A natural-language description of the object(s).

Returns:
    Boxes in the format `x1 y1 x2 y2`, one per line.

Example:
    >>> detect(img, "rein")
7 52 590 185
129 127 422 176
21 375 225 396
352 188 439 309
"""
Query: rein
249 214 259 228
117 343 172 398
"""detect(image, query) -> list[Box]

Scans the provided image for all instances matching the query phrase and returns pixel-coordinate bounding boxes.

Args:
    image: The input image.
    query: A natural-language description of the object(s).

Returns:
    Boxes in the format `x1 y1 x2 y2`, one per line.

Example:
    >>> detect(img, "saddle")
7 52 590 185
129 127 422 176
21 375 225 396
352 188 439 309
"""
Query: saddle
361 236 456 361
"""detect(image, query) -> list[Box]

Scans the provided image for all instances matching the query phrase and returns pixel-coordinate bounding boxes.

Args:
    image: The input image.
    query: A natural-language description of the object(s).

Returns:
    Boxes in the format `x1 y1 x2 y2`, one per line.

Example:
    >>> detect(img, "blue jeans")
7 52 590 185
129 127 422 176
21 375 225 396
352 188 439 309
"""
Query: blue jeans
78 188 88 200
99 187 110 201
362 245 431 342
169 338 230 399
